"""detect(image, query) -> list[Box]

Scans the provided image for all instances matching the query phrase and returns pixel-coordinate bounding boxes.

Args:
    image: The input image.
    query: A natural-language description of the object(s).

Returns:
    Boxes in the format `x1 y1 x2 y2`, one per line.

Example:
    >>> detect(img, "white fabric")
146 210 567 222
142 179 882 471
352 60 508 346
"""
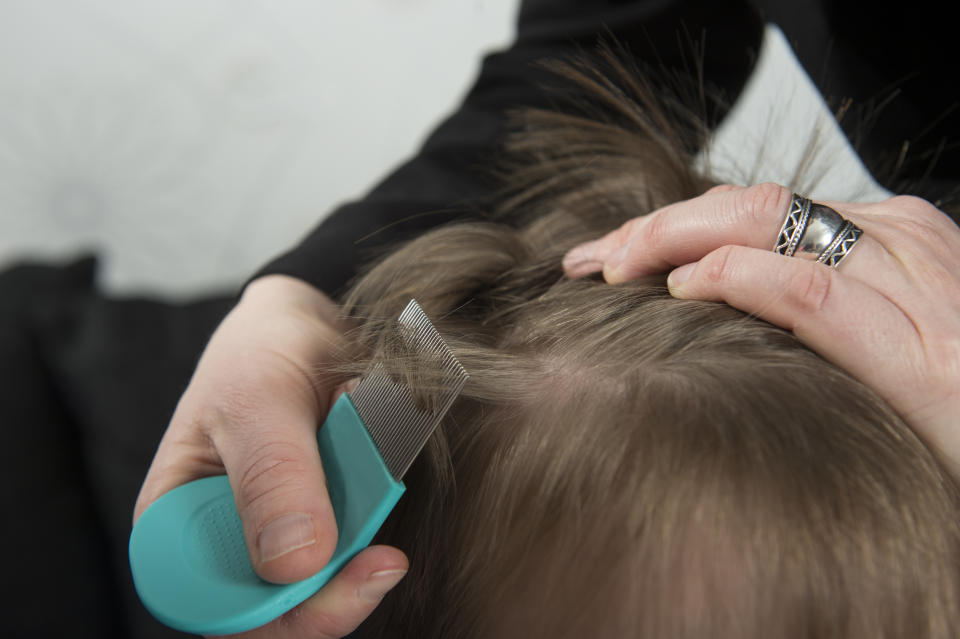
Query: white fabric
0 0 518 296
698 24 892 203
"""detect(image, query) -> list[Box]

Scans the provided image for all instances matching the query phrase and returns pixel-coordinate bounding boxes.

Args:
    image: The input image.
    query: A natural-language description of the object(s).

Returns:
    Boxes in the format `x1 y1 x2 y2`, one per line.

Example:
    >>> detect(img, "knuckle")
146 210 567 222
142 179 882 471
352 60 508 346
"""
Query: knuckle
739 182 791 226
167 400 221 456
885 195 956 235
199 369 312 434
199 380 267 432
700 245 739 286
638 209 671 248
617 215 647 244
235 440 312 513
705 183 740 195
786 263 834 315
890 217 958 264
887 194 934 214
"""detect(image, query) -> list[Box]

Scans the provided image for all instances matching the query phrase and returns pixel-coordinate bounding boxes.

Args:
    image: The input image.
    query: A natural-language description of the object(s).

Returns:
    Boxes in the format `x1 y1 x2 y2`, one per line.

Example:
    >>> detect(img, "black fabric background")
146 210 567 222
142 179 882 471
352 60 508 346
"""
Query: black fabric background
0 258 232 638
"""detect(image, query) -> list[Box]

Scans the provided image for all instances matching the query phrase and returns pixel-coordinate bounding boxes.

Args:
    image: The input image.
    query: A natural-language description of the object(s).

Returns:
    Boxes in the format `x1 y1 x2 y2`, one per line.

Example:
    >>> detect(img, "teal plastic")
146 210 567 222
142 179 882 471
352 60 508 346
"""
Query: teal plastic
129 394 406 635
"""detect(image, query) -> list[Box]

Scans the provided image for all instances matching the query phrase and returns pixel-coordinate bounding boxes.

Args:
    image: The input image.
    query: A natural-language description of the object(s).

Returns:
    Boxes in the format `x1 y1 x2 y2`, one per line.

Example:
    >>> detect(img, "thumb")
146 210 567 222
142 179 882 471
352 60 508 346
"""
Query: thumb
212 366 339 585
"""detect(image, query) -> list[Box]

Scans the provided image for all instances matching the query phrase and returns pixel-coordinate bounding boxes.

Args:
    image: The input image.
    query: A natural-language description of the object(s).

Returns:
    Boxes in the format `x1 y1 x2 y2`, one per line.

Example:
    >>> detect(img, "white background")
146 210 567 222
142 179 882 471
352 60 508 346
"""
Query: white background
0 0 519 296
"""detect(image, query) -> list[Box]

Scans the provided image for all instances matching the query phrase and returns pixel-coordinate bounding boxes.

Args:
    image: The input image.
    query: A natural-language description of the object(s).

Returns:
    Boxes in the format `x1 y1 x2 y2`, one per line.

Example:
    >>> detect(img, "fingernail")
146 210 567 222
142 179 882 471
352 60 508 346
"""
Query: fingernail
563 258 603 278
667 263 696 290
357 569 407 602
258 512 316 562
562 243 599 275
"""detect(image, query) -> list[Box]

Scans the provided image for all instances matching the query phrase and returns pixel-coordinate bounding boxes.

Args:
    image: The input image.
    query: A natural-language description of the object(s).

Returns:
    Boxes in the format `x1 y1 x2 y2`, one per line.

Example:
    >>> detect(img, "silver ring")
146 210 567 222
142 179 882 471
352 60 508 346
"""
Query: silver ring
773 194 863 267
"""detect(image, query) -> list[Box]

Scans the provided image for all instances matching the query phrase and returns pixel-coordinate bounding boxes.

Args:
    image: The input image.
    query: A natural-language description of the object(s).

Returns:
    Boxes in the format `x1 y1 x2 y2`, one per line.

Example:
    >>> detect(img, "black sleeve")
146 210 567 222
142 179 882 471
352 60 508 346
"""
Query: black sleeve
251 0 763 299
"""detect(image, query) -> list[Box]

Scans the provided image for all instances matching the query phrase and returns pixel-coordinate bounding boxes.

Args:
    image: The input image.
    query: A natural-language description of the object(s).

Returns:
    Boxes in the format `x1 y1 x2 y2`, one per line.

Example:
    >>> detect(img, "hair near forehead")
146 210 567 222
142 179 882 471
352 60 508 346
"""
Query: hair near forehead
333 45 960 639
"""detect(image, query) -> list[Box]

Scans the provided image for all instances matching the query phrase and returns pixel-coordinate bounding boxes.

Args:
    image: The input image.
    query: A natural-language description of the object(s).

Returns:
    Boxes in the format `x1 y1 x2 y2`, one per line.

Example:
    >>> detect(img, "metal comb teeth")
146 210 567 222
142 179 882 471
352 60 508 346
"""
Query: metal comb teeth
352 299 468 480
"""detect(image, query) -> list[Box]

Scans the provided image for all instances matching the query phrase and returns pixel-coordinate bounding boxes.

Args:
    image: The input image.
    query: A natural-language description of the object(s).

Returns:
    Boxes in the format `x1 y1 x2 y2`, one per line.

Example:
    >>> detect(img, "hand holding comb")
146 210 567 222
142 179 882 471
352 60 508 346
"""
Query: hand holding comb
129 299 468 634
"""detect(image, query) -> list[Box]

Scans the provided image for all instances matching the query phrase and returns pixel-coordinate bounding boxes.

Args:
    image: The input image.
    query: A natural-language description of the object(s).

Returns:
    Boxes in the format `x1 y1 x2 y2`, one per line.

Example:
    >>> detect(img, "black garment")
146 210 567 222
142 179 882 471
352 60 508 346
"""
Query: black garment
0 257 232 639
255 0 763 298
1 1 956 638
255 0 958 300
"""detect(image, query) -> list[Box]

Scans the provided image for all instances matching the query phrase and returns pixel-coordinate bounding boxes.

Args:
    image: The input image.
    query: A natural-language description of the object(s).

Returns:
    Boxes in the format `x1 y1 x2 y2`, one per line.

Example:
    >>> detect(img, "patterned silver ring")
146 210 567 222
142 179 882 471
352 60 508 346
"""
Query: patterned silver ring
773 194 863 268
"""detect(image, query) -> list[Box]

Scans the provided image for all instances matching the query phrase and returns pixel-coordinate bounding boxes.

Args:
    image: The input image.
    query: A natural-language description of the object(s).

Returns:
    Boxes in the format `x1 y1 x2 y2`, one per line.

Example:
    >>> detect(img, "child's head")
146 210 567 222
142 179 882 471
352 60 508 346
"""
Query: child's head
332 49 960 638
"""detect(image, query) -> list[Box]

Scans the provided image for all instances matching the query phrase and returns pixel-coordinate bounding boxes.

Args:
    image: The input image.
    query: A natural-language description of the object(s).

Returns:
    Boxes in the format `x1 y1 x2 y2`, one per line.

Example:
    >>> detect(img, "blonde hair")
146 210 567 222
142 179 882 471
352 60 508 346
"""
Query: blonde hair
332 47 960 638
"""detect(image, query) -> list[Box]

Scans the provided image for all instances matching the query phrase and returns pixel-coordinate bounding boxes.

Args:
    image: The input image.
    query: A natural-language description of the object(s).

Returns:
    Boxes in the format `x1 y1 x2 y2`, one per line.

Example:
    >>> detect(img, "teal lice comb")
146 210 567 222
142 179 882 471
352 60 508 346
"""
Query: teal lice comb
129 300 468 635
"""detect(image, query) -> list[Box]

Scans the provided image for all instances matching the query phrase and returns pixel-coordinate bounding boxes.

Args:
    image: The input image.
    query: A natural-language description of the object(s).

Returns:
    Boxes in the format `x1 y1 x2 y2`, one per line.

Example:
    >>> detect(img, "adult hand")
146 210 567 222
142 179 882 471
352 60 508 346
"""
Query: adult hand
563 183 960 481
133 274 407 638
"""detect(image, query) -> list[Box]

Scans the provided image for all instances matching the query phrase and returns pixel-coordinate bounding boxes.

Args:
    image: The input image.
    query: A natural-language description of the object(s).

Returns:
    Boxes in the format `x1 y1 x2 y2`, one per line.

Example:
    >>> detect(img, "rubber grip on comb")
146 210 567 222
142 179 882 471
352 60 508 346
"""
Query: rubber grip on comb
129 393 406 634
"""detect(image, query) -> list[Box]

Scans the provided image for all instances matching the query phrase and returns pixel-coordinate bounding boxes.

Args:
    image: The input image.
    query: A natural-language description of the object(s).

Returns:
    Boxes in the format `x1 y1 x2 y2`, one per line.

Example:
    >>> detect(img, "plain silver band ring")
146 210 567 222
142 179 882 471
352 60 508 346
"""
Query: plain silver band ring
773 194 863 267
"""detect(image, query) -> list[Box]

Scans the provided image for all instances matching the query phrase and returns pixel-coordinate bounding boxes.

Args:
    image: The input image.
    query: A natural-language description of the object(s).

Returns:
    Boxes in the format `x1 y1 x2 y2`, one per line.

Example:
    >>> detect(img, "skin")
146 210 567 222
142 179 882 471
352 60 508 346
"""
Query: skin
563 183 960 482
133 274 408 638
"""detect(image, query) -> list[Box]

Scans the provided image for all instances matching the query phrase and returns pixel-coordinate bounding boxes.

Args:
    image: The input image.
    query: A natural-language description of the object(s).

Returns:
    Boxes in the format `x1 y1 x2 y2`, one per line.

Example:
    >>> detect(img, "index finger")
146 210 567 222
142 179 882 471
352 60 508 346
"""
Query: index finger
563 183 793 282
